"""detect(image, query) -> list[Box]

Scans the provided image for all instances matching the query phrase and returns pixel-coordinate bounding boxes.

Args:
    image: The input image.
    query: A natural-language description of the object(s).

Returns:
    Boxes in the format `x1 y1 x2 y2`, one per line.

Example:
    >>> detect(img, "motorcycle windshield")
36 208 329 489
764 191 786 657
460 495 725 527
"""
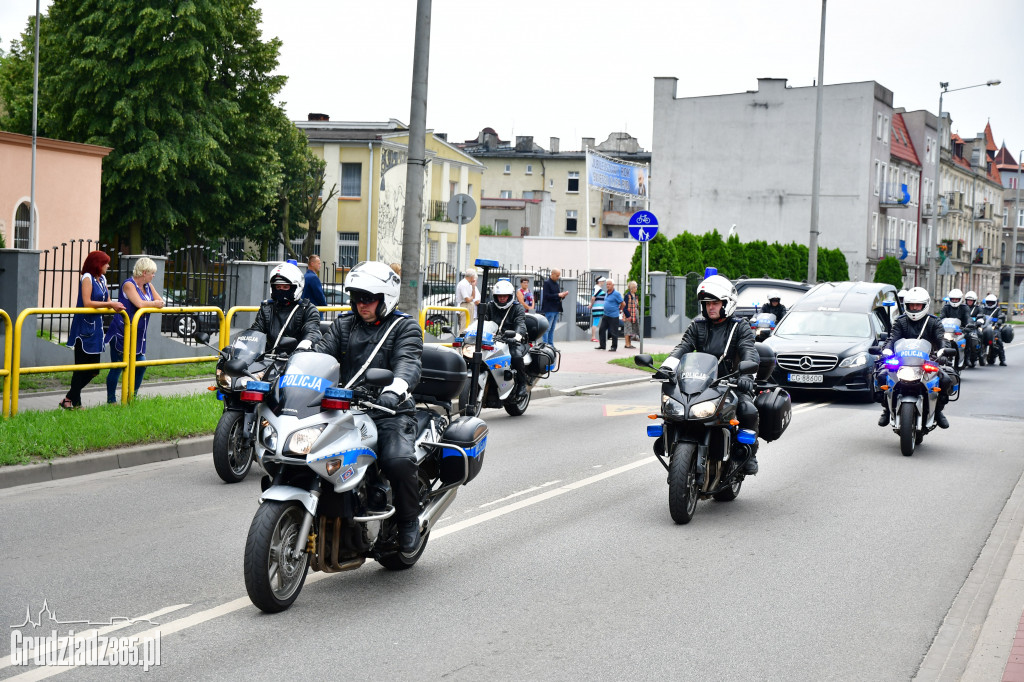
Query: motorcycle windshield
752 313 776 328
893 338 931 367
228 331 266 364
677 353 719 395
464 320 498 346
265 352 341 419
940 318 961 334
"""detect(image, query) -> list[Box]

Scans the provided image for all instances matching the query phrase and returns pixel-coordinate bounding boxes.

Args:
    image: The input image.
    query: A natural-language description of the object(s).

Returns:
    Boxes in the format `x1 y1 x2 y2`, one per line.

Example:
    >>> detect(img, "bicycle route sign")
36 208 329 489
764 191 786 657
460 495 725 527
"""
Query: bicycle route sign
628 211 658 242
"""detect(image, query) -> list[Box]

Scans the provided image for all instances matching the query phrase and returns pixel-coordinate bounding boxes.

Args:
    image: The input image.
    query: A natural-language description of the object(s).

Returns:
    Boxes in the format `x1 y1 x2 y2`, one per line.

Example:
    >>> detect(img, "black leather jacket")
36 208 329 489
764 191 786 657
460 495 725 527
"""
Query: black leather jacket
939 304 970 329
313 311 422 407
963 303 983 322
980 304 1005 323
250 299 321 352
760 302 786 319
884 315 947 355
483 300 528 338
669 316 759 376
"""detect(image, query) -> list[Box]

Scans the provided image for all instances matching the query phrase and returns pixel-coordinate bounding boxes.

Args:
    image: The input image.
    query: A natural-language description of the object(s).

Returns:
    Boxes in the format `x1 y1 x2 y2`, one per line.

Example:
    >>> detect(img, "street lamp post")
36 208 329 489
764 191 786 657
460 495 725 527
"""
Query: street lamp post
927 79 1000 303
1011 151 1022 320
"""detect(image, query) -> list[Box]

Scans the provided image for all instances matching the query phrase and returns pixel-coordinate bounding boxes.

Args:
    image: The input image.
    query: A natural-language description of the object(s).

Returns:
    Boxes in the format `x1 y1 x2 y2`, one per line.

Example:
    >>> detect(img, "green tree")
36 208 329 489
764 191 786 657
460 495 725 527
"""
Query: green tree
628 232 676 282
700 230 731 277
873 256 904 288
726 233 749 279
0 20 43 134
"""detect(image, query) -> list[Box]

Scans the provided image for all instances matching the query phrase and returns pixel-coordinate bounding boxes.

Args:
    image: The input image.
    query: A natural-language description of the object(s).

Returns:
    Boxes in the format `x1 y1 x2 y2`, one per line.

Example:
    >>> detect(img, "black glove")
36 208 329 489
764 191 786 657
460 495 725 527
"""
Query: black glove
736 376 755 396
376 391 401 412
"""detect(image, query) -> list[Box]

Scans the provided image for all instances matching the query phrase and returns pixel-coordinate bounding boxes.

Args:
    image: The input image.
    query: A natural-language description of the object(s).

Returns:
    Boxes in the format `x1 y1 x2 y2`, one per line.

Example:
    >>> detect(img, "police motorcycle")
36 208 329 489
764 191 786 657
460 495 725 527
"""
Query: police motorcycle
939 318 967 372
874 339 957 457
238 335 484 613
964 316 985 368
454 275 560 418
634 342 790 525
749 312 777 342
976 315 1002 365
195 330 290 483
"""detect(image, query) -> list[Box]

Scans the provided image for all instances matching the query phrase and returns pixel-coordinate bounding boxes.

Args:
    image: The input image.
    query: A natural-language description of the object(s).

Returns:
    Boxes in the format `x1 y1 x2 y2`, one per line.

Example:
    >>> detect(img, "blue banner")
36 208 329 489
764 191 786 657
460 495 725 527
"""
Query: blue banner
586 151 648 198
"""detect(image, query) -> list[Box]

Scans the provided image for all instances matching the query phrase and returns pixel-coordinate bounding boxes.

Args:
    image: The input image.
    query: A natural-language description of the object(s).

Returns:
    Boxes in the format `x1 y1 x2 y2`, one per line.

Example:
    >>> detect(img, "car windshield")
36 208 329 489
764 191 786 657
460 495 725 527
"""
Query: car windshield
774 311 870 338
734 286 805 309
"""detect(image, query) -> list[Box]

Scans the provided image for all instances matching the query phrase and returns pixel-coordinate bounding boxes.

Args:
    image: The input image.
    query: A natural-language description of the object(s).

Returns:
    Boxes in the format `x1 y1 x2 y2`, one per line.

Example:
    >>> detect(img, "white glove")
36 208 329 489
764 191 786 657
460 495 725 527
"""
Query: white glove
297 339 312 350
513 332 523 343
659 356 680 373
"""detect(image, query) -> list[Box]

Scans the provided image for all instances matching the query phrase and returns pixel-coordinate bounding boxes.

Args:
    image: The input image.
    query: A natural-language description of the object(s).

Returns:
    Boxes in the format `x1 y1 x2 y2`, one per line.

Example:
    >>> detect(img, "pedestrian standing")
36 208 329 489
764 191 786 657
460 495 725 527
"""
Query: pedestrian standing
516 277 535 313
596 279 624 351
455 267 481 332
61 251 125 409
623 280 639 349
104 257 164 403
590 276 606 342
302 254 328 307
540 269 568 346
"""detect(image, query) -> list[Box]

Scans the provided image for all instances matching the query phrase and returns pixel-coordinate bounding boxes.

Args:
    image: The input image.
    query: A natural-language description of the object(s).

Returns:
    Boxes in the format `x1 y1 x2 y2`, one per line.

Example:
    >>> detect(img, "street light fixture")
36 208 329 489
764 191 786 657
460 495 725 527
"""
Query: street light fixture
927 79 1001 304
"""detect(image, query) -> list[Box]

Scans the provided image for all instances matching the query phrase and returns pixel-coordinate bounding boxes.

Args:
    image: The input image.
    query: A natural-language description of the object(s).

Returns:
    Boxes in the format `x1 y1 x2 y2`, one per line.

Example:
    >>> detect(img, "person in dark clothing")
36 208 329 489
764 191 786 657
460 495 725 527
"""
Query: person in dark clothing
981 293 1007 366
939 288 970 329
313 261 424 554
248 262 322 353
484 278 529 400
877 286 955 428
963 291 982 320
540 269 568 346
760 293 786 320
302 254 328 307
659 274 761 475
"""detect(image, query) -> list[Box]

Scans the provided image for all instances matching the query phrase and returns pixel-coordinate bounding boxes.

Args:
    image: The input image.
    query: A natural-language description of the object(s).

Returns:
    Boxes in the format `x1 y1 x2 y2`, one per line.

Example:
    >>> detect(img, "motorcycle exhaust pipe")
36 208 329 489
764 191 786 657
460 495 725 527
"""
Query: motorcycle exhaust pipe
419 488 459 533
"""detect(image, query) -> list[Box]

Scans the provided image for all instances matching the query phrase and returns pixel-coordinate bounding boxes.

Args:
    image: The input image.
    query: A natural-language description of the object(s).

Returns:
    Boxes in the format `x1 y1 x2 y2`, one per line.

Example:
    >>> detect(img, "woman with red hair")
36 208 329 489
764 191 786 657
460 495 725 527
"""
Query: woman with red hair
60 250 125 409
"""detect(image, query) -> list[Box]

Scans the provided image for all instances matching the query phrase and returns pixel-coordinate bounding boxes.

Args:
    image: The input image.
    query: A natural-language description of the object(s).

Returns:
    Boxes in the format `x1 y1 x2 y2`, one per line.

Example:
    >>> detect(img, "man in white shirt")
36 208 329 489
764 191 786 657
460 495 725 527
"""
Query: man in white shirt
455 267 481 332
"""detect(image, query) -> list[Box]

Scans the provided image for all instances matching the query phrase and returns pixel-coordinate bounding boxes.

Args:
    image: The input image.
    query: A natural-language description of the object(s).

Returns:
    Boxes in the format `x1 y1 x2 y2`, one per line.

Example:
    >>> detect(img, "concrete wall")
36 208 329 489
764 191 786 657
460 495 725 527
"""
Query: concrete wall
477 235 638 277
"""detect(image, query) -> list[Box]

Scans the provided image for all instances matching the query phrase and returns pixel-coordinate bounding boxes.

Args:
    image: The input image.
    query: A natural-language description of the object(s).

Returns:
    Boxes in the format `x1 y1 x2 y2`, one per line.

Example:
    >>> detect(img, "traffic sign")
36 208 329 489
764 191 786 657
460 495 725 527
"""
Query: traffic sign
447 193 476 223
628 210 659 242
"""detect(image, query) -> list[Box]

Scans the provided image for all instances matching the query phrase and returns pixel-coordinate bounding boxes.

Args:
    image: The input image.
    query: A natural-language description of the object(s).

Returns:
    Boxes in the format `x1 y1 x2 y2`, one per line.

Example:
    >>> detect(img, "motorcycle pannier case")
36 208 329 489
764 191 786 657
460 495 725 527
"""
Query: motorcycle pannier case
414 345 468 401
523 313 550 343
753 342 776 382
1002 325 1014 344
754 387 792 442
439 416 488 484
527 344 558 377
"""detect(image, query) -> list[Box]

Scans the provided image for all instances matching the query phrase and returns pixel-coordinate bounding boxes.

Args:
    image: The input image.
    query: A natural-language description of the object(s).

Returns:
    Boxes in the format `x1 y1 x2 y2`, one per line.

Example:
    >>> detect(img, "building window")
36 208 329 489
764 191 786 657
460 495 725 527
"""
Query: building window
504 164 511 174
871 213 878 250
341 163 362 198
429 239 438 266
14 202 31 249
549 179 554 189
1010 177 1019 189
337 232 359 266
446 242 456 264
494 219 508 234
499 190 512 199
1018 209 1024 228
525 164 533 175
1017 243 1024 266
1004 208 1009 227
883 116 890 145
566 210 578 233
450 181 458 197
876 113 883 140
874 160 881 196
567 171 579 193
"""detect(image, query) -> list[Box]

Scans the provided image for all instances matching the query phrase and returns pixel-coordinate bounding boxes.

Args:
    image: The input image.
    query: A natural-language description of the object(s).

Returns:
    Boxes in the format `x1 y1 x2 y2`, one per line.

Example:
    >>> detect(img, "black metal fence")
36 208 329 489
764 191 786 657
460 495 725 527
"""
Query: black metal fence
162 245 238 345
37 239 122 344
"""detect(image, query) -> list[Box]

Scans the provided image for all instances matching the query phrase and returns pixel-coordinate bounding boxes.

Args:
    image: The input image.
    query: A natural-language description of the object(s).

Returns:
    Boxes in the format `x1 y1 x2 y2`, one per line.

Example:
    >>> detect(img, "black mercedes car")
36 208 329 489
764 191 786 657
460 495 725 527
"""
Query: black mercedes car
762 281 899 401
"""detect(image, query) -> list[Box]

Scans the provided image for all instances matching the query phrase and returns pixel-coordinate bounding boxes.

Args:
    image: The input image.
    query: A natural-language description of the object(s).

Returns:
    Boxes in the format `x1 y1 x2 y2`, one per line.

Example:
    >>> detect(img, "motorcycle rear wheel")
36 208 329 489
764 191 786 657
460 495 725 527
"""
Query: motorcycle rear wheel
376 531 430 570
899 402 917 457
503 386 531 416
213 410 253 483
668 442 699 524
244 501 310 613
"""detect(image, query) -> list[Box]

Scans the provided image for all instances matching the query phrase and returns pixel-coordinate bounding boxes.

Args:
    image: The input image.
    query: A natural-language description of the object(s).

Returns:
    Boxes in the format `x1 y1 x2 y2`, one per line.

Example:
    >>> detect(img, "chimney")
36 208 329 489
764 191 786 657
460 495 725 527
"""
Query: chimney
307 113 330 121
582 137 595 150
435 132 447 141
549 137 560 153
515 136 534 152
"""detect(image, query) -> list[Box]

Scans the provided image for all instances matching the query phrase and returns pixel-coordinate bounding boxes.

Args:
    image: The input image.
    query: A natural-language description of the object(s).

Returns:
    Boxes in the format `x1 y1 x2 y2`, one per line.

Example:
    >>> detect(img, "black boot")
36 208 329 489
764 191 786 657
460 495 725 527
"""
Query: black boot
743 454 759 476
878 407 890 427
398 520 422 554
935 410 949 429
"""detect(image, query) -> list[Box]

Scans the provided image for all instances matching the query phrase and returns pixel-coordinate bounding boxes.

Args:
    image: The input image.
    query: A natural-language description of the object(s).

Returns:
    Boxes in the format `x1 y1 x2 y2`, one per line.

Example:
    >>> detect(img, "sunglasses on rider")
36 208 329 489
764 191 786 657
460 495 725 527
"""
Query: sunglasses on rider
350 291 383 305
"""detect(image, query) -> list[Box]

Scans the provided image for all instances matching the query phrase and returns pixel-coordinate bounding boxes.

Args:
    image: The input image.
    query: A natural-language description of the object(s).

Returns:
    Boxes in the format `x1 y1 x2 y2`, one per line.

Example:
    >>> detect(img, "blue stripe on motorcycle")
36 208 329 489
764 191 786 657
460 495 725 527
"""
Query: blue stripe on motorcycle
310 447 376 465
442 435 487 459
485 355 512 370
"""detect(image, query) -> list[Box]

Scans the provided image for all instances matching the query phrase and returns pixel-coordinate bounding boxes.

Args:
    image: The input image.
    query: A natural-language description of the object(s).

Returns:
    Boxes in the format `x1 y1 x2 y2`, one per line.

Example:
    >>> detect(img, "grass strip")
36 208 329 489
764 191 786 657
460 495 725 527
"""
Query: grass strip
608 353 670 373
9 361 215 392
0 393 221 466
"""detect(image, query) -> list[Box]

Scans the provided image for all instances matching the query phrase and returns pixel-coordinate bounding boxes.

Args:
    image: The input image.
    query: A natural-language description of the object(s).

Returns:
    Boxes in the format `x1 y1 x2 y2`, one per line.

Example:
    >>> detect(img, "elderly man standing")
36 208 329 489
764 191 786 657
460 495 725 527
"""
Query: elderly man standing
540 269 569 346
596 279 624 352
303 254 328 307
455 267 481 332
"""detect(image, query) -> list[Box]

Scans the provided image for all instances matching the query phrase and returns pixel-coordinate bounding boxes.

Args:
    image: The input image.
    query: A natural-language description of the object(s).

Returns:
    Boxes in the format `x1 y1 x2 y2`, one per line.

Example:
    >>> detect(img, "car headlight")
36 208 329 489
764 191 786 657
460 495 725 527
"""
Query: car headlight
286 424 326 455
689 398 720 419
260 419 278 450
896 366 921 382
661 394 685 416
839 352 869 368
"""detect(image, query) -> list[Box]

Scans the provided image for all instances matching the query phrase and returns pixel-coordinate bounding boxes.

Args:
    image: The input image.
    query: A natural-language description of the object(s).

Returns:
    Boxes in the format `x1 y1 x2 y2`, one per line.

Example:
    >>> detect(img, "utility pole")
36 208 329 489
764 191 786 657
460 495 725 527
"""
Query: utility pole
397 0 431 315
807 0 826 284
1011 151 1022 320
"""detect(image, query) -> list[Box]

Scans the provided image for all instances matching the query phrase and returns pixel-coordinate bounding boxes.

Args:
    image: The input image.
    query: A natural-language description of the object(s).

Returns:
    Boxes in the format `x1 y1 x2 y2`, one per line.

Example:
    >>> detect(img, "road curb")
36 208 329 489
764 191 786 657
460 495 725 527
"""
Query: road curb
0 436 213 490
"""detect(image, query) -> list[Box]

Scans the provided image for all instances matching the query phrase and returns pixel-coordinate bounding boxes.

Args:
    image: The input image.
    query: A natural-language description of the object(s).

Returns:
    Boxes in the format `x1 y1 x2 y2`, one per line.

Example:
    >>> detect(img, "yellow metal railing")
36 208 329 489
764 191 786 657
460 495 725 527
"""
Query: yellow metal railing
125 306 227 402
1 310 12 418
419 306 467 346
11 308 131 416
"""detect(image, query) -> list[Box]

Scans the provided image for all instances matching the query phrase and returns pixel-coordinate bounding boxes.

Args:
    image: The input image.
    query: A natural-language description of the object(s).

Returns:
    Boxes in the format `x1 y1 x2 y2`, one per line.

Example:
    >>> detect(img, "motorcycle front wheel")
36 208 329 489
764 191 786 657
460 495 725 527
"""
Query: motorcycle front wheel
503 385 531 416
212 410 254 483
244 501 310 613
899 402 917 457
668 442 699 524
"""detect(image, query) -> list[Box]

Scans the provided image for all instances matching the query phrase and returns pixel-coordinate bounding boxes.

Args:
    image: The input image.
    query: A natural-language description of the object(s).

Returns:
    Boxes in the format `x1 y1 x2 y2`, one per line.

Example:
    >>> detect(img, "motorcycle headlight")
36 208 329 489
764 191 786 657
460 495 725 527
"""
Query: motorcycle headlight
896 366 921 382
216 370 231 390
260 419 278 450
462 344 474 358
286 424 326 455
839 352 869 368
689 398 719 420
661 394 685 416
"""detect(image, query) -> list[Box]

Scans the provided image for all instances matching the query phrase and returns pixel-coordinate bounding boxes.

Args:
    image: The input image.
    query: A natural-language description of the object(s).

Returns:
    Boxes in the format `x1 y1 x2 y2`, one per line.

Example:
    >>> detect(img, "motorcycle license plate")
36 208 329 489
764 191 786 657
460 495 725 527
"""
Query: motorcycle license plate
788 373 823 384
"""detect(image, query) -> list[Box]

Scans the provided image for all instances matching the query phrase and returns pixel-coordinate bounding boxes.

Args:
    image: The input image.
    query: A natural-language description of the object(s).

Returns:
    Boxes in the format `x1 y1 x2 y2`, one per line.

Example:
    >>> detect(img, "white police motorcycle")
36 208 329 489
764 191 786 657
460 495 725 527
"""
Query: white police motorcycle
877 338 957 456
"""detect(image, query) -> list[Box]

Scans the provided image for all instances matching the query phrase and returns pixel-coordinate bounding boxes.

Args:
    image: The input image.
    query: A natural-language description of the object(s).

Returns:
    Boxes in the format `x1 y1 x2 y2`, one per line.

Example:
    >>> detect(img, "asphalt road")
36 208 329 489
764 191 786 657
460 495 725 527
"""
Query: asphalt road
1 344 1022 681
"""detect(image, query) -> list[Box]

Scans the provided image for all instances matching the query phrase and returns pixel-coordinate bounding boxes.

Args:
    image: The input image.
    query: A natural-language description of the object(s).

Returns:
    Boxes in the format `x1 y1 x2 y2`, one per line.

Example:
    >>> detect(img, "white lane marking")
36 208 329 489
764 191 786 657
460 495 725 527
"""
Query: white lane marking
478 480 562 508
792 402 829 414
2 603 191 677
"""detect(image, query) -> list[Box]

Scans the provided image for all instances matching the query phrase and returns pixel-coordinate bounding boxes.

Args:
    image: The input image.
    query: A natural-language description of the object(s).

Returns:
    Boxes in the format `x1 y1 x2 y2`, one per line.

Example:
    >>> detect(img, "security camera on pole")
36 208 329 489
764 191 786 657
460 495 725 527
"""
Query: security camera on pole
629 210 659 355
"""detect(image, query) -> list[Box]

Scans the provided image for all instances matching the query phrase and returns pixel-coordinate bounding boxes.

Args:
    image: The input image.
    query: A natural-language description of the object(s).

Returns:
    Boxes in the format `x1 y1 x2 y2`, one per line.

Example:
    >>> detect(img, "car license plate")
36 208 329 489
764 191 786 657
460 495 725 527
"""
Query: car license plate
788 373 823 384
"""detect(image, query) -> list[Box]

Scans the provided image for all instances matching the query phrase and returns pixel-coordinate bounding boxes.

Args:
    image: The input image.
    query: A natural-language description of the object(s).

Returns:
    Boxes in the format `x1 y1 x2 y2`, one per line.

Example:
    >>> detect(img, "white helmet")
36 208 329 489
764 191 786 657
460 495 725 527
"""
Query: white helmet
903 286 931 322
965 290 978 304
696 274 738 318
767 292 781 303
269 262 304 302
947 288 963 307
344 261 401 320
897 289 907 301
491 278 515 309
985 293 998 306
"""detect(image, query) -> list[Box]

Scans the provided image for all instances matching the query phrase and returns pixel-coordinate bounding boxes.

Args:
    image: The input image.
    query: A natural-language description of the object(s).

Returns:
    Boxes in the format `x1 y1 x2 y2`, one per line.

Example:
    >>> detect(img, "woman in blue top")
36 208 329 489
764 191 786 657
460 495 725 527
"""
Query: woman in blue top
104 257 164 403
61 251 125 409
590 277 606 342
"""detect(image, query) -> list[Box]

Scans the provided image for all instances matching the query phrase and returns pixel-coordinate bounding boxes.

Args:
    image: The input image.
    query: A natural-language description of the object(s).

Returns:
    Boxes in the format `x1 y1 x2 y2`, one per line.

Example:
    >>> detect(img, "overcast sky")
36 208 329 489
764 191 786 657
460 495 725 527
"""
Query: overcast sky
3 0 1023 156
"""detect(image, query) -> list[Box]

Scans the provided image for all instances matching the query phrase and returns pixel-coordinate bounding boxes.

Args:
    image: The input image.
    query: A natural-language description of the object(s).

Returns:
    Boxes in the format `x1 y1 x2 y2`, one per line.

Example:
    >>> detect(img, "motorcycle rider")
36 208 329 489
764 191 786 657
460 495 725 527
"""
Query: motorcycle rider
877 287 955 429
312 261 425 554
658 274 761 475
963 291 982 320
760 293 786 320
483 278 529 401
940 288 970 330
981 293 1007 366
248 262 322 352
